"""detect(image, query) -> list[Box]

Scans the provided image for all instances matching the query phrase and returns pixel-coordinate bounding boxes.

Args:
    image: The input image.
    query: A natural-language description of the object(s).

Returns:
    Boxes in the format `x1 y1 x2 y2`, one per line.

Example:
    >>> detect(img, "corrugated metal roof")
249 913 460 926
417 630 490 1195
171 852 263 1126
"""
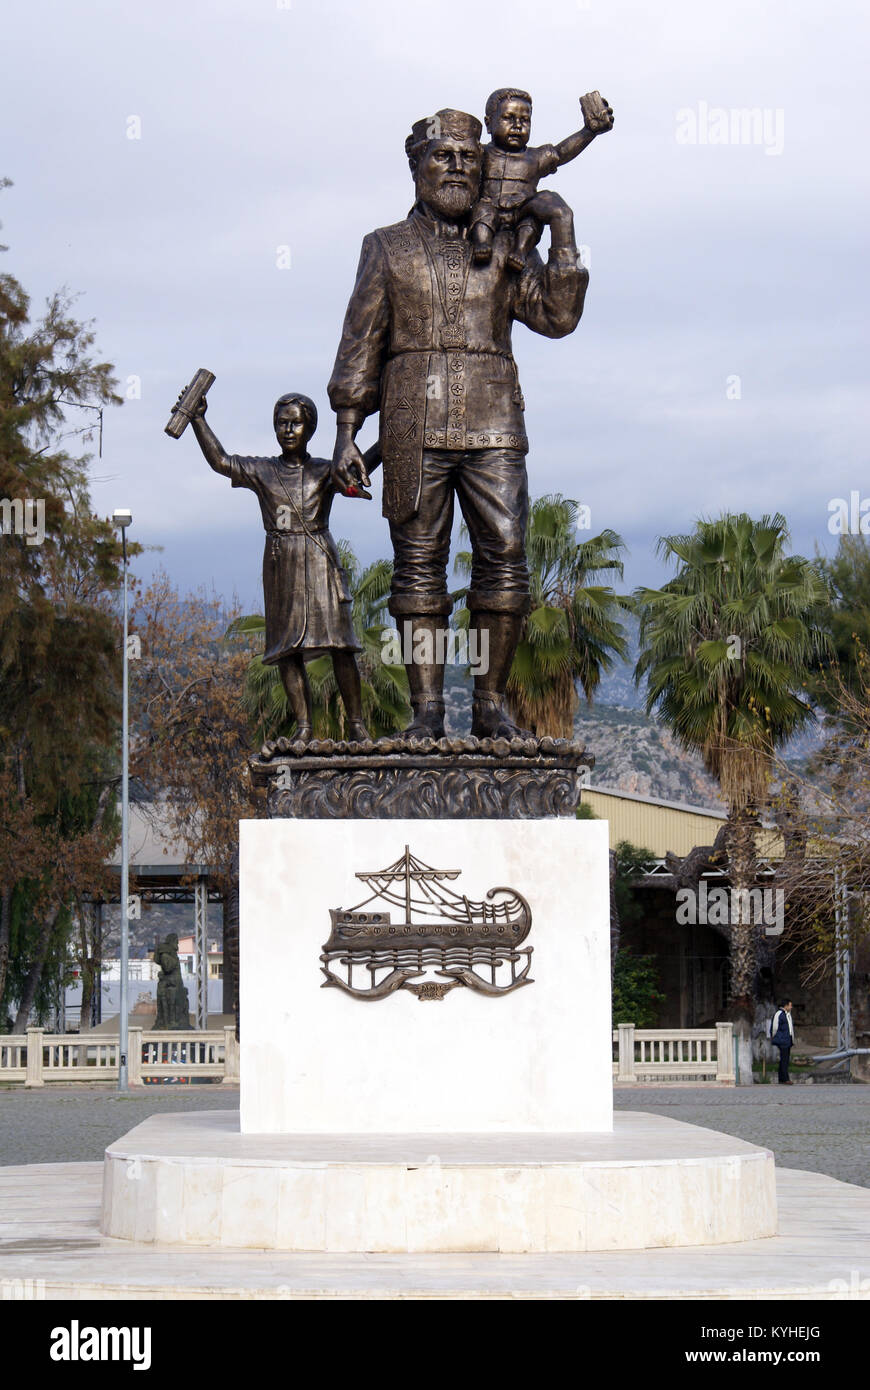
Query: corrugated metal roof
583 785 783 859
585 785 725 818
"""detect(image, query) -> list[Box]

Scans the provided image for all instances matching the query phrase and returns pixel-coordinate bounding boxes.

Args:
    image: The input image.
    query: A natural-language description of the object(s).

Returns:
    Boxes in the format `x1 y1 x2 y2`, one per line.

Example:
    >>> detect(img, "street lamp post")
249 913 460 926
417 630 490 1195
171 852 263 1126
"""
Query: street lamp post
113 509 132 1092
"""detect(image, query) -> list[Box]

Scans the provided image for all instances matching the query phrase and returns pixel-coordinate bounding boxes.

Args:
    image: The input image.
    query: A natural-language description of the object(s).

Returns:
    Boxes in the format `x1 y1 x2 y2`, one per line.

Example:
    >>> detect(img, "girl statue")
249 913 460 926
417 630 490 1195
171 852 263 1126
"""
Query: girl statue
179 386 377 742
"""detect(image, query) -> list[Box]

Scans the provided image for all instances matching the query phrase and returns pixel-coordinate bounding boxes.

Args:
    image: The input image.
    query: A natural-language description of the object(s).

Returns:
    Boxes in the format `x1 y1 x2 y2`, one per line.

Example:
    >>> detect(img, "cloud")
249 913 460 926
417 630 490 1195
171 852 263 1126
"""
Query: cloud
2 0 867 602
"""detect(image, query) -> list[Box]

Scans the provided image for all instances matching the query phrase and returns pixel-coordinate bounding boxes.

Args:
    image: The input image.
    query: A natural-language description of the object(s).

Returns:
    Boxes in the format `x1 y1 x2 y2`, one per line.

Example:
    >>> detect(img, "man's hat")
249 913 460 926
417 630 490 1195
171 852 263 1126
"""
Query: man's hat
405 108 482 159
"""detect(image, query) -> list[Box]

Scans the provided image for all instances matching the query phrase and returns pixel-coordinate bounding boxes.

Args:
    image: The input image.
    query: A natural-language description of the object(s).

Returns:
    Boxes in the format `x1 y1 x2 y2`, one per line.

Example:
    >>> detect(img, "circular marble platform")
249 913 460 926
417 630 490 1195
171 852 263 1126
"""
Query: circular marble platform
100 1110 776 1253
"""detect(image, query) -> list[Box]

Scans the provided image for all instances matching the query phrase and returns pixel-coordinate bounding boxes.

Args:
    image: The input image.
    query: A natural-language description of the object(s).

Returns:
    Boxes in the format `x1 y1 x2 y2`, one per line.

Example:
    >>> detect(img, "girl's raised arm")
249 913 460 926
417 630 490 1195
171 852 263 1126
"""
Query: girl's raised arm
187 397 232 478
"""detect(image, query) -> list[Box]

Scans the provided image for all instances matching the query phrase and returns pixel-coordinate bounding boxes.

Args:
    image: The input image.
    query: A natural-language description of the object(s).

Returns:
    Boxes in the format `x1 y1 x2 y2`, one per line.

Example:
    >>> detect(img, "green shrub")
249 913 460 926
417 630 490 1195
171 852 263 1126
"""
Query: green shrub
612 947 665 1026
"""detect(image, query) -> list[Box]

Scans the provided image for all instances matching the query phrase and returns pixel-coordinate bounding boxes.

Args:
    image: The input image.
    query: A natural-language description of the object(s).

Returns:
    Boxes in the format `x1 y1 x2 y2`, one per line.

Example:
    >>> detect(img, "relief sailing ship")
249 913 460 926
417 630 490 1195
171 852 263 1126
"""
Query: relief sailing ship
321 845 533 1000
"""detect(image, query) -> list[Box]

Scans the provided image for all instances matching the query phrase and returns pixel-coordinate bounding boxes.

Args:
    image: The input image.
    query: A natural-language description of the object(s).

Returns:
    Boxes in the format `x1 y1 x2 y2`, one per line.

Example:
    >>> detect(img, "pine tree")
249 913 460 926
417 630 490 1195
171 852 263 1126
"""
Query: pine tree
0 184 125 1026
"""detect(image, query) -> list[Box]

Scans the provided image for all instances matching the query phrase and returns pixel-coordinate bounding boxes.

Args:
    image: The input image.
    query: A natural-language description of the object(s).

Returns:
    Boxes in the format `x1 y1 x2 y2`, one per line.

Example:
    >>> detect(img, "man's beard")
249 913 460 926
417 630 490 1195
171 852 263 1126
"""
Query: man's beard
420 182 475 219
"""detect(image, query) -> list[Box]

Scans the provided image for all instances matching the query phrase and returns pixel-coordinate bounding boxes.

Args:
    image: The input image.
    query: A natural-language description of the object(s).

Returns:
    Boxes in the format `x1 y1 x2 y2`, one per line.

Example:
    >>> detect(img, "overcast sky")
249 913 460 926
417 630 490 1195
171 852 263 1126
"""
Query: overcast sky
3 0 868 609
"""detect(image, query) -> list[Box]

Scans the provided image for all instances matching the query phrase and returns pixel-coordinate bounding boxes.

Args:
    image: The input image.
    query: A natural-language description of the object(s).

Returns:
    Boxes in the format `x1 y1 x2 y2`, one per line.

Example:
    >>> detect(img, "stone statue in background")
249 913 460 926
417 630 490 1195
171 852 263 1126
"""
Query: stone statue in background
153 933 192 1031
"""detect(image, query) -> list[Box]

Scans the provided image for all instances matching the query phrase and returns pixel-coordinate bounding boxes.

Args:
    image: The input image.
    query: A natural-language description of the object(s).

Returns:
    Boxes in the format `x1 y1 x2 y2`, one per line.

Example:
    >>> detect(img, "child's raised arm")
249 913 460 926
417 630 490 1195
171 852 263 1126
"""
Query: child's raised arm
185 396 232 478
554 91 614 167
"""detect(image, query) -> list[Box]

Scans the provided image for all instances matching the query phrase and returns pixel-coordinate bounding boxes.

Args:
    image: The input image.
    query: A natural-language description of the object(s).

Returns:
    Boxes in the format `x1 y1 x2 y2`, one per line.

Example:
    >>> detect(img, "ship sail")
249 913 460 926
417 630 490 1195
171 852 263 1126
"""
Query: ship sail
321 845 534 1001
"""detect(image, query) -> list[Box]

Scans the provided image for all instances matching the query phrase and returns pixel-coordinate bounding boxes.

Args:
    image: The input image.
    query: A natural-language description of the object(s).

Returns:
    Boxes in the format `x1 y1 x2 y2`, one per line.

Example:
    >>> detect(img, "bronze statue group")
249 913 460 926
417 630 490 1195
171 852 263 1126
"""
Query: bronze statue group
173 87 613 743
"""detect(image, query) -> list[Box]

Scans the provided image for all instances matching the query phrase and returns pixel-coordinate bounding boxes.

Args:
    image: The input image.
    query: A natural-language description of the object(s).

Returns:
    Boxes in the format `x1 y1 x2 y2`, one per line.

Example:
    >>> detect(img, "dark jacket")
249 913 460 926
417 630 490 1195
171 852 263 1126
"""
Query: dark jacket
770 1009 794 1047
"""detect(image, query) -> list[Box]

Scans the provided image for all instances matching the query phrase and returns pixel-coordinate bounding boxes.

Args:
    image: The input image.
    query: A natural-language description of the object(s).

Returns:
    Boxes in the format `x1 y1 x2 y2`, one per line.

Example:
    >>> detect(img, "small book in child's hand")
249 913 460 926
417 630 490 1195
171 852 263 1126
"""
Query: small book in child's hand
580 91 610 129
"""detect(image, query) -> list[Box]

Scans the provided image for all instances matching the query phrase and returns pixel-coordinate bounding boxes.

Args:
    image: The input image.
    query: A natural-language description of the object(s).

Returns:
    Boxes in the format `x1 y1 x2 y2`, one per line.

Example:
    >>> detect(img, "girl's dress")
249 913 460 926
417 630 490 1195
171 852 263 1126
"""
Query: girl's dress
229 453 360 662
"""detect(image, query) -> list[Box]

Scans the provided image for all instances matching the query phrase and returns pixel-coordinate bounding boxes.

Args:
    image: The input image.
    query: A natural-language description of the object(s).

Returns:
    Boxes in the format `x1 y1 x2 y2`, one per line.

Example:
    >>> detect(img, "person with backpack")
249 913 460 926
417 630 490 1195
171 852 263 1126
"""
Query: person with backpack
770 999 795 1085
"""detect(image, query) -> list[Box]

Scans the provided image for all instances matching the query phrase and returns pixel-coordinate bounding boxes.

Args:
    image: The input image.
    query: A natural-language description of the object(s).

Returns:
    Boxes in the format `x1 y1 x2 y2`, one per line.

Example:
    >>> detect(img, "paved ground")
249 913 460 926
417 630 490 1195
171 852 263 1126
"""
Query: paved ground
614 1086 870 1190
0 1087 240 1167
2 1083 868 1189
0 1162 867 1298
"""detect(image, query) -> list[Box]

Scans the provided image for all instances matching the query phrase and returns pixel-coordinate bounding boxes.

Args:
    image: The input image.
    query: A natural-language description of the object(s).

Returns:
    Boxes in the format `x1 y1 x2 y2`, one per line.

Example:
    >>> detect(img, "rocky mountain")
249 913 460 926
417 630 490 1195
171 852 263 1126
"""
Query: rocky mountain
573 704 724 807
443 620 824 809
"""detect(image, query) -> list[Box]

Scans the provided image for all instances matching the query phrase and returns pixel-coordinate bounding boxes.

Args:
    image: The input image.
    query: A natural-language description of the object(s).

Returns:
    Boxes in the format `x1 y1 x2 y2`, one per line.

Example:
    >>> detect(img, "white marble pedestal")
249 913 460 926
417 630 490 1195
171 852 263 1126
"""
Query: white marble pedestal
101 1110 777 1251
238 817 613 1135
100 816 779 1253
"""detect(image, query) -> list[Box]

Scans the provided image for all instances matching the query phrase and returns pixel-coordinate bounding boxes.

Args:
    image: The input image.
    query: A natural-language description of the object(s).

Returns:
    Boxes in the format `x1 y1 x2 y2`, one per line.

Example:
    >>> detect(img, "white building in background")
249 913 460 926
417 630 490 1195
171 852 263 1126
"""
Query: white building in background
98 959 161 983
96 939 222 982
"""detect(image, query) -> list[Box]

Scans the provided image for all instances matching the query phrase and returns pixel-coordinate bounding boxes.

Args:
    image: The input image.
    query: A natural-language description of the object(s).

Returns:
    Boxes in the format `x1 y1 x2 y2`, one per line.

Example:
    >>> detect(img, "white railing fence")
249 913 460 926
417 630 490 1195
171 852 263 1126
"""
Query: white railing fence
2 1026 240 1086
3 1024 732 1085
613 1023 735 1083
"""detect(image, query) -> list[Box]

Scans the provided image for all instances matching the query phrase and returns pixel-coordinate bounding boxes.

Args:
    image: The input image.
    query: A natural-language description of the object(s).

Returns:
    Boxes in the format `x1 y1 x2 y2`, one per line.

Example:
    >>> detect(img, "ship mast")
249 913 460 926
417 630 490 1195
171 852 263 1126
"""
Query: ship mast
352 850 465 922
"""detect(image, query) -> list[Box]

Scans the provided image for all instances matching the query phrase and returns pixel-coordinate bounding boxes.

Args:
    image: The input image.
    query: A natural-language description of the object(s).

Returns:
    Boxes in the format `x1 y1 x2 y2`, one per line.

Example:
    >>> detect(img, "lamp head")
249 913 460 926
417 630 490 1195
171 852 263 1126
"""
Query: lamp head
112 508 133 529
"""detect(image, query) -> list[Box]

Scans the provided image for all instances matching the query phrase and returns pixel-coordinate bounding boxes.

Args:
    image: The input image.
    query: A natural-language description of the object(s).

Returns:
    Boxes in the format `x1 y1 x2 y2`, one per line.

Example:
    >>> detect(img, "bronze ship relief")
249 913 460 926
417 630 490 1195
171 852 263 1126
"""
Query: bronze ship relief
321 845 533 1000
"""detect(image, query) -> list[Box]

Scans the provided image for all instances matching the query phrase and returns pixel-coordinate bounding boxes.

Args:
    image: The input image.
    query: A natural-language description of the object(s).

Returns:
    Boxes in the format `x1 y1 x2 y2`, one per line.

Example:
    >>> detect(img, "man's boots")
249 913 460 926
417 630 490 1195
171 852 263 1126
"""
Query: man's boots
469 610 533 740
399 615 446 740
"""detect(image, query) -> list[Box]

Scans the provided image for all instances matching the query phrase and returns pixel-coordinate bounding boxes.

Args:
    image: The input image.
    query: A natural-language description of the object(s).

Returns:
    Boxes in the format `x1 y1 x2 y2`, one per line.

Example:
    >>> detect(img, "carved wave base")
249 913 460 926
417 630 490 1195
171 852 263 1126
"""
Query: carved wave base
101 1110 777 1253
250 736 592 819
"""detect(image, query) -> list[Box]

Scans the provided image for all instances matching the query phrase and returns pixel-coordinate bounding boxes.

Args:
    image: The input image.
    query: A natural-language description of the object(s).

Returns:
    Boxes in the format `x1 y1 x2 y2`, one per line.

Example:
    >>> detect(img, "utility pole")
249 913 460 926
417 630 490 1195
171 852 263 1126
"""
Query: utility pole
113 509 133 1091
834 864 851 1055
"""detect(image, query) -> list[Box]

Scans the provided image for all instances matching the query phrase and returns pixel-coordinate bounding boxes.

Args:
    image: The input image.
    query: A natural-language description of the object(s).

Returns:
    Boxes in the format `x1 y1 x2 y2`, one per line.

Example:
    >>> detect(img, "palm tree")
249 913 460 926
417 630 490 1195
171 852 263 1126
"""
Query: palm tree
457 496 630 737
230 545 410 742
634 513 831 1076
